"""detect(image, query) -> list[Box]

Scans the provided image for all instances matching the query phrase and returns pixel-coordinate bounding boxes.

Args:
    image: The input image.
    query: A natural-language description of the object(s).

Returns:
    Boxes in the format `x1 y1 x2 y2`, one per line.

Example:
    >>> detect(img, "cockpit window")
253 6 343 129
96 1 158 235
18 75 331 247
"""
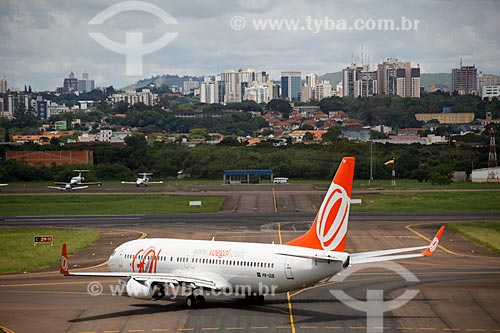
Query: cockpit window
111 250 116 256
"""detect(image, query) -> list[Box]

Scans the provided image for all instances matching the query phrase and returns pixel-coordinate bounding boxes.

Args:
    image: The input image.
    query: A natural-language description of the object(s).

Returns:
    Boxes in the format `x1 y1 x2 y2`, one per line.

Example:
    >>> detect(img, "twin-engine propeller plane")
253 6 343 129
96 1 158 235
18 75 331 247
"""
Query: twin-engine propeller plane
61 157 445 308
121 172 163 187
48 169 102 191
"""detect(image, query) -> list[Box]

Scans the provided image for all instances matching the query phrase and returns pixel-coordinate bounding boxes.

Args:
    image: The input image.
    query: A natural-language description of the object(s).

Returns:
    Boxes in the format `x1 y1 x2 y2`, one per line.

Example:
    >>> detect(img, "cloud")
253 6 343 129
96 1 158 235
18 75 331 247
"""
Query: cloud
0 0 499 90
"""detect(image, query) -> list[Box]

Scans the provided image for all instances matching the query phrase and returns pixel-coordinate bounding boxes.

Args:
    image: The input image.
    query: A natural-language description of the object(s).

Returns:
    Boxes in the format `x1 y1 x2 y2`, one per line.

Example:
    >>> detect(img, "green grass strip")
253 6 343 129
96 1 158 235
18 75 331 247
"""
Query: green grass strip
0 194 225 216
0 228 101 273
351 192 500 212
448 222 500 253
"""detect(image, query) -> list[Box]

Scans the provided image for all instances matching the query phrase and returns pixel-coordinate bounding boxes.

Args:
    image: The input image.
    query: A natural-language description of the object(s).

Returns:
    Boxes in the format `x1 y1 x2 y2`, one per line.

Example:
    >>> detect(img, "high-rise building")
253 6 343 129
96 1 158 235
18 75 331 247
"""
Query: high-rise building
220 70 242 103
306 73 318 88
342 64 378 97
244 83 270 104
77 71 95 93
281 71 301 101
63 71 79 93
451 63 477 95
301 85 313 102
343 64 365 97
200 81 219 104
314 80 333 100
0 77 7 94
182 79 200 95
477 73 500 98
377 58 420 98
354 70 377 97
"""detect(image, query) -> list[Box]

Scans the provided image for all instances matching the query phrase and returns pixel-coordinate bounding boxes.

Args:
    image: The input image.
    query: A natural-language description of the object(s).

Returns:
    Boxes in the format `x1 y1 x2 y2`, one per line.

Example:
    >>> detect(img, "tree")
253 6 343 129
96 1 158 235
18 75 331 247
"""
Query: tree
322 127 341 143
124 133 147 147
303 132 315 141
266 99 292 119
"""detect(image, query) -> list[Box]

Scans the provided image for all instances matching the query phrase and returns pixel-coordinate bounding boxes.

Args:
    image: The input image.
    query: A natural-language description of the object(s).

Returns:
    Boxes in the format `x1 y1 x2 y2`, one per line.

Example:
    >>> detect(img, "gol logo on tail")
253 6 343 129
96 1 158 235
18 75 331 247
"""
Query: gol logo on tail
315 184 350 251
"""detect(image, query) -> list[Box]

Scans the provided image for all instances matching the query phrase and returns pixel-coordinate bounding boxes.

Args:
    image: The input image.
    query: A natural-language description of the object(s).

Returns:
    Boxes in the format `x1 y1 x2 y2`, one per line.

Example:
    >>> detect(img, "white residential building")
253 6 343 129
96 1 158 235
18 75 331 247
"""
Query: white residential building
108 89 158 106
314 80 333 100
200 81 219 104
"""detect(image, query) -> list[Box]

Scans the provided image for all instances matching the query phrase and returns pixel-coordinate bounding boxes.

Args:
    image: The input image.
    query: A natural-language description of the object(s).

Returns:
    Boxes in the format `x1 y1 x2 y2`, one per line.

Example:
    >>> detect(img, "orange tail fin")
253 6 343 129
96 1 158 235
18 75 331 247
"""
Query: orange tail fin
60 243 69 275
286 157 355 252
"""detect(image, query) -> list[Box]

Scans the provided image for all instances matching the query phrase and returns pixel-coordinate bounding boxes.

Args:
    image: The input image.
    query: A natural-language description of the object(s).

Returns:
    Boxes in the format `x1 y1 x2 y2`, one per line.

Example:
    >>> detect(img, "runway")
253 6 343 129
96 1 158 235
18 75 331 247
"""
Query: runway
0 214 499 333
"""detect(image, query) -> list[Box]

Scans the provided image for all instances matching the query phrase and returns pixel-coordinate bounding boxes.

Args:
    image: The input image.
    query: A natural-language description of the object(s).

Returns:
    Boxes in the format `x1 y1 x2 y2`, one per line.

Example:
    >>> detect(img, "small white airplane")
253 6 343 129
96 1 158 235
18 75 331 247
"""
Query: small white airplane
121 172 163 187
61 157 445 308
48 170 102 192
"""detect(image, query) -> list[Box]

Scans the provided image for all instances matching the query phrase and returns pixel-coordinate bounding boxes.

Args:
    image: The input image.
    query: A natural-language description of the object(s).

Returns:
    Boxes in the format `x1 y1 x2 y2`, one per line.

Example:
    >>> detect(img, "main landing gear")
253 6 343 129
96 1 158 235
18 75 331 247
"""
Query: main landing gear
185 294 206 308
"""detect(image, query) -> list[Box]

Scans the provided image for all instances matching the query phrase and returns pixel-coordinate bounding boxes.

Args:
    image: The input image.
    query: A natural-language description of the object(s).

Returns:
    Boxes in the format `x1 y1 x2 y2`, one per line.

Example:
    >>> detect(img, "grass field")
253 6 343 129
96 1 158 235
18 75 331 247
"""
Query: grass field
351 192 500 212
0 194 225 216
0 228 101 273
448 222 500 253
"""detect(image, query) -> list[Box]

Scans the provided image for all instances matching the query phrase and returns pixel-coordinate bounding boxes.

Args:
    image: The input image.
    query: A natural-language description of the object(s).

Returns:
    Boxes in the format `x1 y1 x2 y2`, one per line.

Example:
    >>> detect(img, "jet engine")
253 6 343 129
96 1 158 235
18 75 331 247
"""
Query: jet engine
126 279 165 300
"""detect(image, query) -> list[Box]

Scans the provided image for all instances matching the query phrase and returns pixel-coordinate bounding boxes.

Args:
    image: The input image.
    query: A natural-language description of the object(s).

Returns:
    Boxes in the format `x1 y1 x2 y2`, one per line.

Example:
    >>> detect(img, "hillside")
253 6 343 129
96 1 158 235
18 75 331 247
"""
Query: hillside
122 74 202 90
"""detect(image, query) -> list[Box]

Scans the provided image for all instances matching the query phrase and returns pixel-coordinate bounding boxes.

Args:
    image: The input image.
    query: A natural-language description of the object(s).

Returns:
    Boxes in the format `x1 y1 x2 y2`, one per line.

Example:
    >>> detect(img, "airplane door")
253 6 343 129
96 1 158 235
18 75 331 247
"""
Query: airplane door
118 250 123 268
284 257 294 279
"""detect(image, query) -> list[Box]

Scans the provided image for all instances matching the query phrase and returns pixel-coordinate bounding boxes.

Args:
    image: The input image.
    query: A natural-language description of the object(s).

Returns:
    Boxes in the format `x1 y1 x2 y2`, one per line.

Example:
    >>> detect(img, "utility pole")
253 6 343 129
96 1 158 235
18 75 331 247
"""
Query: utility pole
369 139 373 186
487 128 499 182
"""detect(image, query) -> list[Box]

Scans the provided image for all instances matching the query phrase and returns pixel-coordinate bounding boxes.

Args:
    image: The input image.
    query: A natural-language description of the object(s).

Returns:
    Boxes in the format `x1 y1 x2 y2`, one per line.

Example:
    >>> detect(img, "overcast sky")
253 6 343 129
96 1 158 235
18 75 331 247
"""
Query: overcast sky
1 0 499 91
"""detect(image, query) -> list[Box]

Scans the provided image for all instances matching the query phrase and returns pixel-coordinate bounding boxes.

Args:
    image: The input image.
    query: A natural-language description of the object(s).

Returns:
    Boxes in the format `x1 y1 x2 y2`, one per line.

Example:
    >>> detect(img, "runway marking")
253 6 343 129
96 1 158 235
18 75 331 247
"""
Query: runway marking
201 329 219 331
324 327 341 329
152 329 170 332
0 325 15 333
278 222 295 333
104 331 119 333
226 328 244 330
299 326 318 329
176 329 194 331
251 327 269 329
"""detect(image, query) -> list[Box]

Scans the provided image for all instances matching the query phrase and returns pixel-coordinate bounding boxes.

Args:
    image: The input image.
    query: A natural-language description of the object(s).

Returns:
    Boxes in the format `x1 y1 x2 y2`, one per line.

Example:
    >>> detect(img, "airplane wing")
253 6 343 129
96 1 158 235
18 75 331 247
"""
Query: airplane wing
47 186 66 190
71 186 89 190
121 181 137 184
0 184 8 187
147 181 163 184
349 226 445 265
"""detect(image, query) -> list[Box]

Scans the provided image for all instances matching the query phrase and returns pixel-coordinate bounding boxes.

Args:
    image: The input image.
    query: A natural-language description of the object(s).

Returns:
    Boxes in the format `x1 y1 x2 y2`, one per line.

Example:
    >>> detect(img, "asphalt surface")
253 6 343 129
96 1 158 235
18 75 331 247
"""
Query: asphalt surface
0 185 499 333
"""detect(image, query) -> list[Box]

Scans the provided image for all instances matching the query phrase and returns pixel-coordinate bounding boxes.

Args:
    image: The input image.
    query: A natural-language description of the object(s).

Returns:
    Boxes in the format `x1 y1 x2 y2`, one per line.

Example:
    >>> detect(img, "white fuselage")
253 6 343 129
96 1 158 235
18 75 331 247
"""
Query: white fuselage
107 238 348 294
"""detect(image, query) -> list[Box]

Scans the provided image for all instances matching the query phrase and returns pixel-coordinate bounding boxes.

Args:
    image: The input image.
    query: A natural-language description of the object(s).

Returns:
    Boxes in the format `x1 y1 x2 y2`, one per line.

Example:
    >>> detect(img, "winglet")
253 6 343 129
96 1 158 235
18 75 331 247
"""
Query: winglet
60 243 70 275
422 226 446 257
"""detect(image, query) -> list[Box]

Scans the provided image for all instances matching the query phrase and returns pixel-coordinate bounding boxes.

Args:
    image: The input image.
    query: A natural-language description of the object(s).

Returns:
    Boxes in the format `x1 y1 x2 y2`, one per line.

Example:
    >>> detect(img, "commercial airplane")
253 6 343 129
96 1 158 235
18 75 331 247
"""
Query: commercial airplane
61 157 445 308
48 170 102 191
121 172 163 187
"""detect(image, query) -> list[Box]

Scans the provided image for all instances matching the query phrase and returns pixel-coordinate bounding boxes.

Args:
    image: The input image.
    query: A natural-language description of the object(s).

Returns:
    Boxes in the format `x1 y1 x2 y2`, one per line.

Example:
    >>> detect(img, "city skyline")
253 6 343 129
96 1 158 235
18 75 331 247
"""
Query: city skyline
1 0 499 91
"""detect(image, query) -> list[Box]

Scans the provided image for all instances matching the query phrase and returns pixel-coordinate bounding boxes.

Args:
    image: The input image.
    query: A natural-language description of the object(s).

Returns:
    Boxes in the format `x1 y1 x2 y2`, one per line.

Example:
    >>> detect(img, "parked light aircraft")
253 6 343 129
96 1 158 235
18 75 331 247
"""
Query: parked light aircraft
61 157 445 308
48 170 102 191
121 172 163 187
